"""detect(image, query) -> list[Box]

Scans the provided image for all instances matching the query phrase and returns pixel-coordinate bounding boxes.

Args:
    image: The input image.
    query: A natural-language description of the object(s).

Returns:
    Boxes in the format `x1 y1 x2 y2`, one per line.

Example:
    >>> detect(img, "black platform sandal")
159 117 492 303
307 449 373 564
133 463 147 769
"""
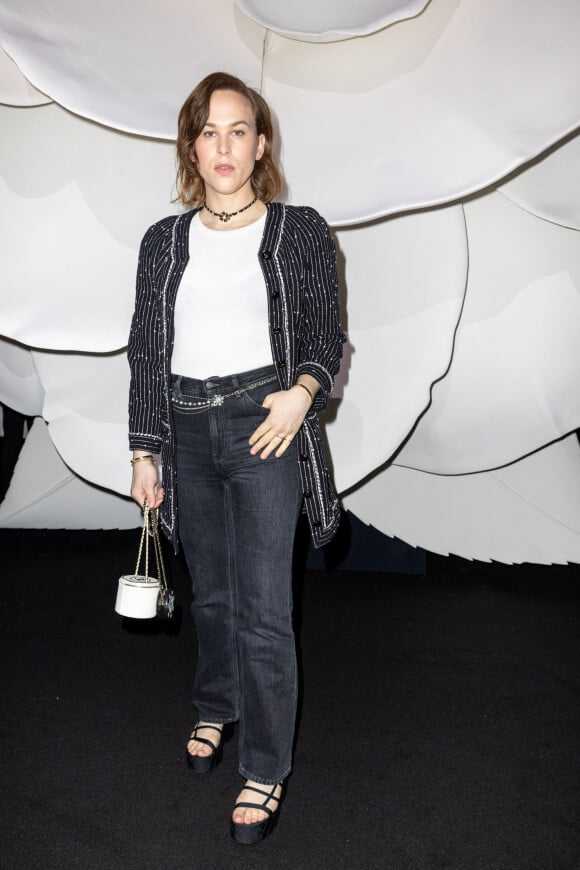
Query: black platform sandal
230 781 284 845
186 723 226 774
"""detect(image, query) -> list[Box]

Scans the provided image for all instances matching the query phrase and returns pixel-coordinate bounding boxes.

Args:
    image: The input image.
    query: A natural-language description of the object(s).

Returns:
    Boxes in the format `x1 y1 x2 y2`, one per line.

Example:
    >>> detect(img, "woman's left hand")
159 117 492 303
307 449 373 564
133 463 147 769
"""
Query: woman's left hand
249 386 312 459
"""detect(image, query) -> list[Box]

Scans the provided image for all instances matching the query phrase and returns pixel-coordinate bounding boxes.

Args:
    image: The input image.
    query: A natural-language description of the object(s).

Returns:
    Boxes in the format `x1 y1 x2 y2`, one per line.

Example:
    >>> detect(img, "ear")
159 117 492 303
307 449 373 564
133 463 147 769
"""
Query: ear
255 133 266 162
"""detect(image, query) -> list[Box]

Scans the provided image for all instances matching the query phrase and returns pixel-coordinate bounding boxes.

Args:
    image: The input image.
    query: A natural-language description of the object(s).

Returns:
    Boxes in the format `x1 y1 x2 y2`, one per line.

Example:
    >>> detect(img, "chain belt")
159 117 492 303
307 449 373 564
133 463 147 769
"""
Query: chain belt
171 373 277 409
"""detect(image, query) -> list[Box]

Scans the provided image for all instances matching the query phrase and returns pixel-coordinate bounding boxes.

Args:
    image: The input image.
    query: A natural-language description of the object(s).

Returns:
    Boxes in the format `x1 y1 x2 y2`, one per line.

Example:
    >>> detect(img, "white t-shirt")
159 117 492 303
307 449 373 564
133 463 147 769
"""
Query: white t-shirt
171 211 271 377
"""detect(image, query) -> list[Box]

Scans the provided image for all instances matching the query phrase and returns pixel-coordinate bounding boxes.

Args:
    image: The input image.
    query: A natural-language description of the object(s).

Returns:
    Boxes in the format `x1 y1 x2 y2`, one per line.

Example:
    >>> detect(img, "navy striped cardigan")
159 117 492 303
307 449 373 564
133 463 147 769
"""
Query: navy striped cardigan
128 202 345 552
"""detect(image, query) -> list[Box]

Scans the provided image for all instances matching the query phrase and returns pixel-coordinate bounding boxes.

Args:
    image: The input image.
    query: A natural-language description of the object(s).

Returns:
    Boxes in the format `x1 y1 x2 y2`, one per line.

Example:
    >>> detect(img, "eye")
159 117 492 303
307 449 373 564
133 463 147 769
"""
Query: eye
232 129 245 136
203 130 215 138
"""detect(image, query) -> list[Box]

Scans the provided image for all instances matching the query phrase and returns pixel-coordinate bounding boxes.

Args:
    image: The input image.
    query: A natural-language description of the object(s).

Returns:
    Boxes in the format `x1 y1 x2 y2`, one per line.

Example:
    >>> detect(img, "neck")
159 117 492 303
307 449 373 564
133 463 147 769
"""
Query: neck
203 183 256 215
201 191 266 230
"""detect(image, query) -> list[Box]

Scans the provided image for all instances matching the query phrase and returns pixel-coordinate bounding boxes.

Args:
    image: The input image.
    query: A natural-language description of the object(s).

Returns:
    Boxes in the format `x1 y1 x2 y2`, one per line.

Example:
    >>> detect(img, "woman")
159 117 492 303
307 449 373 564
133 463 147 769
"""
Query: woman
128 72 344 845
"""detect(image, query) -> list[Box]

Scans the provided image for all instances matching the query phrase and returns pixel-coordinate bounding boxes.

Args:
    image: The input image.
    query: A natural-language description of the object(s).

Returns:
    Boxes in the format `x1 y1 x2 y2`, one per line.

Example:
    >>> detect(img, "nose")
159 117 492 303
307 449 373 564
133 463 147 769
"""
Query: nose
217 134 230 155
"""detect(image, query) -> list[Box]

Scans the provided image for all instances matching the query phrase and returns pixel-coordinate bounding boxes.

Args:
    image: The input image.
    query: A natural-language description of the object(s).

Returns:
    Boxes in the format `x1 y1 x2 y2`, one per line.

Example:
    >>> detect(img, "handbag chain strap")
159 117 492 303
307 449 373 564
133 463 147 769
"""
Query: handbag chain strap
133 501 168 594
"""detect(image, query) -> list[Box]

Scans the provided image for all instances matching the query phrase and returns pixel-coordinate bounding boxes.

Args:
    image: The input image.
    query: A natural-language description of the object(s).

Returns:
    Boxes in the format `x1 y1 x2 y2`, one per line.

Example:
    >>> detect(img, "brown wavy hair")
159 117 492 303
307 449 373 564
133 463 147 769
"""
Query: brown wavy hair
175 72 282 207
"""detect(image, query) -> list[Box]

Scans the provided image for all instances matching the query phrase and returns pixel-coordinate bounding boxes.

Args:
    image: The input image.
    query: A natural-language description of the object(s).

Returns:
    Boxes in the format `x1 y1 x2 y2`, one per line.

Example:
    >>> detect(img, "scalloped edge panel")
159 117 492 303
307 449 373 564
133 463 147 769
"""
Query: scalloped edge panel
0 42 50 105
397 194 580 473
234 0 429 42
0 0 265 137
345 435 580 565
263 0 580 224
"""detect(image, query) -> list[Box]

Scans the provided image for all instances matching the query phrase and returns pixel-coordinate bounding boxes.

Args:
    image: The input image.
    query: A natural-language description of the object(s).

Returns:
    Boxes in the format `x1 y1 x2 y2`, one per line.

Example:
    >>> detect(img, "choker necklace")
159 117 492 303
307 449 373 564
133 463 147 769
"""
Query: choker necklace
203 196 258 223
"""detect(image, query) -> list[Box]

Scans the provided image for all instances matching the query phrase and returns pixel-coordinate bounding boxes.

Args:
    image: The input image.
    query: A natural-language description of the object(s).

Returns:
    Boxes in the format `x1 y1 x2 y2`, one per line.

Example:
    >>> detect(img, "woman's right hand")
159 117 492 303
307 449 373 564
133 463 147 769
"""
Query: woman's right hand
130 455 164 509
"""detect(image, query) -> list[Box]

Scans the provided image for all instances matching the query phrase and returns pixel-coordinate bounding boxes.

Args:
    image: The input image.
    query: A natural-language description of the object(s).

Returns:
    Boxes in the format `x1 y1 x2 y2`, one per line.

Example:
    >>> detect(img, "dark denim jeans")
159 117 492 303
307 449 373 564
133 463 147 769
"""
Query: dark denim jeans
171 364 303 784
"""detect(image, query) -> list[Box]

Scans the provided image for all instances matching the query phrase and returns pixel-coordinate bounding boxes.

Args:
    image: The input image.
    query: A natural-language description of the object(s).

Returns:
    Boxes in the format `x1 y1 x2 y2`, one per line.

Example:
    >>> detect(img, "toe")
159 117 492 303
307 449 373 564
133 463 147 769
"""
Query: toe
233 782 281 826
187 723 223 757
187 739 213 757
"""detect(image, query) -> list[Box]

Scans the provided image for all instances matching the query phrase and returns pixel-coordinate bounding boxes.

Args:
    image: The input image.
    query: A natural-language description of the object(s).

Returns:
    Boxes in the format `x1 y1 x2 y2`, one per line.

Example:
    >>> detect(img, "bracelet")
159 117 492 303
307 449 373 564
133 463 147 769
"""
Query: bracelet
130 454 155 466
295 381 314 404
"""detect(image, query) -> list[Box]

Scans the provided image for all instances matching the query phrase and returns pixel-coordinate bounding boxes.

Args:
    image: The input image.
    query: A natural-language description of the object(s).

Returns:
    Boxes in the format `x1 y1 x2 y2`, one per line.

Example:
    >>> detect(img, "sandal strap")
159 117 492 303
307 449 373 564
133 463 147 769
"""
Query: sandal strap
239 783 281 805
188 724 223 750
192 724 223 735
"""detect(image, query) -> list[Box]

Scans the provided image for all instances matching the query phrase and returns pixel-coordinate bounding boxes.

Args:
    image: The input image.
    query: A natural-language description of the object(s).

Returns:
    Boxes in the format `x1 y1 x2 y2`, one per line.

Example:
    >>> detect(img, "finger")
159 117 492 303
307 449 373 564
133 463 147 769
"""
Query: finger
253 429 283 456
273 439 292 458
273 435 294 459
131 483 149 506
261 433 292 460
249 425 275 453
249 421 272 447
143 485 158 508
255 431 281 459
259 435 282 460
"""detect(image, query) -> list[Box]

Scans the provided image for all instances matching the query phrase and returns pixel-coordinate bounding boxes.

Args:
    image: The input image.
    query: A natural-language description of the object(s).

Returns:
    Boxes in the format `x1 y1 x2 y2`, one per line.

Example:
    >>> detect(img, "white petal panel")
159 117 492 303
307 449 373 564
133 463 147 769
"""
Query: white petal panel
326 206 467 491
0 104 177 350
0 418 140 529
31 350 132 498
344 435 580 565
235 0 429 42
0 43 50 105
263 0 580 224
500 132 580 231
0 338 43 415
397 193 580 474
0 0 264 137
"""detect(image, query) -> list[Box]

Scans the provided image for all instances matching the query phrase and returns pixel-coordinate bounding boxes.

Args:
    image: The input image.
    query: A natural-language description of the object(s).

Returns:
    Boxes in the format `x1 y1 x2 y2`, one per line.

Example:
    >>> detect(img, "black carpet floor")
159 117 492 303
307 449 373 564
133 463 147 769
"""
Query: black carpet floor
1 529 579 870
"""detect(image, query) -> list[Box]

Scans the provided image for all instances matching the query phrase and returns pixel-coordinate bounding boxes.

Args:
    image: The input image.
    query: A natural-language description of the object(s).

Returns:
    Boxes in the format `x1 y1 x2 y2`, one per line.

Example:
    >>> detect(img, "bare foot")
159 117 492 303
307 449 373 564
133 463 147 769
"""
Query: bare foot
186 722 224 758
232 781 282 826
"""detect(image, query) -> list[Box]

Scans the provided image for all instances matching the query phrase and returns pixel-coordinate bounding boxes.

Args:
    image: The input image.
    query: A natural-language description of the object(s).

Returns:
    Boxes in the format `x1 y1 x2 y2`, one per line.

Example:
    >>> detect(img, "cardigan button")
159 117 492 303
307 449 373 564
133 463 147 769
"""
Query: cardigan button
271 291 280 299
303 490 312 498
262 250 272 260
272 326 281 334
299 453 309 462
277 360 286 368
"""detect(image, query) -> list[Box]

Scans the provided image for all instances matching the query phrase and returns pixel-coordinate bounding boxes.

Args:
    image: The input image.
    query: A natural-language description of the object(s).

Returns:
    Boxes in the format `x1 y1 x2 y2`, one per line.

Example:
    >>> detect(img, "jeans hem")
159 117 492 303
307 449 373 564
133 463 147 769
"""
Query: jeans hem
239 764 291 785
194 714 238 725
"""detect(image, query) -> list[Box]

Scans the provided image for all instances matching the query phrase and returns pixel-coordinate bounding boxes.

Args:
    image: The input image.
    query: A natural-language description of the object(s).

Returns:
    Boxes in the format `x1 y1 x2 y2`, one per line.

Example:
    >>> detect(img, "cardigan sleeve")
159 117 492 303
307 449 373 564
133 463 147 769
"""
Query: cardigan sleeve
127 224 165 453
296 207 346 412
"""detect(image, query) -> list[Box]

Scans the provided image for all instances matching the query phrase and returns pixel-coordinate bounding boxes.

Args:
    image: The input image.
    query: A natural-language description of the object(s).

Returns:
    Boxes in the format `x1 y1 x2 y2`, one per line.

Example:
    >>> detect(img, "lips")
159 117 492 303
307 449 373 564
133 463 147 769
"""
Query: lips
215 163 234 174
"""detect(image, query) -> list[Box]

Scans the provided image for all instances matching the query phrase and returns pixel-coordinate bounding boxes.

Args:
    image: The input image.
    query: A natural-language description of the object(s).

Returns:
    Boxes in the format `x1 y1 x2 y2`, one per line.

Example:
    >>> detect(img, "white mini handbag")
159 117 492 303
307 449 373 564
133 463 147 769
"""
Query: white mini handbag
115 503 175 620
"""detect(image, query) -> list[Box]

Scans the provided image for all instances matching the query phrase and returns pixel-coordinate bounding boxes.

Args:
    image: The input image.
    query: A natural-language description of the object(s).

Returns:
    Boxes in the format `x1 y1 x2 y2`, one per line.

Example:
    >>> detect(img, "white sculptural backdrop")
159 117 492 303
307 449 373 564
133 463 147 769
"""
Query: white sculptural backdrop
1 0 579 564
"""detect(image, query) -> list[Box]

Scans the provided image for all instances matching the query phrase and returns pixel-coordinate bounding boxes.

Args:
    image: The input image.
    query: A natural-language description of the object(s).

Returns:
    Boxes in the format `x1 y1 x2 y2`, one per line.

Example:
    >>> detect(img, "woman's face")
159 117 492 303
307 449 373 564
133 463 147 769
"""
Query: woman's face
193 89 265 203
